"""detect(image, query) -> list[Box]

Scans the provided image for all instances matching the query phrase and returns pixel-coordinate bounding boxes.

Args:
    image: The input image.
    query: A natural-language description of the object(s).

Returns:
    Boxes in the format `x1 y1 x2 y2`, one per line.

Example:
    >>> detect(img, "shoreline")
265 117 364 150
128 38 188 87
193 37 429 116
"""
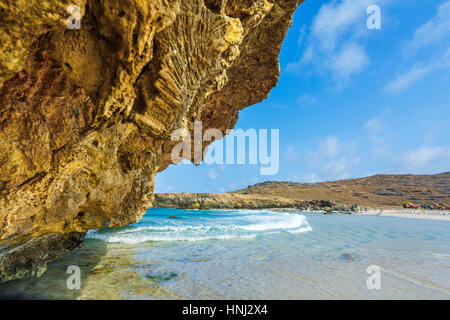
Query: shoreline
303 208 450 221
356 209 450 221
155 206 450 221
290 208 450 221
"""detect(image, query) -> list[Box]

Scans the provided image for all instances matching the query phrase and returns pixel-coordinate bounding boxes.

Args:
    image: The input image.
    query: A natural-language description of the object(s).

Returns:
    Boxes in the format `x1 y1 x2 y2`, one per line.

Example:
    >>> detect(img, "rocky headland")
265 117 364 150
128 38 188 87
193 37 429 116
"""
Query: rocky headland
154 193 345 211
154 172 450 211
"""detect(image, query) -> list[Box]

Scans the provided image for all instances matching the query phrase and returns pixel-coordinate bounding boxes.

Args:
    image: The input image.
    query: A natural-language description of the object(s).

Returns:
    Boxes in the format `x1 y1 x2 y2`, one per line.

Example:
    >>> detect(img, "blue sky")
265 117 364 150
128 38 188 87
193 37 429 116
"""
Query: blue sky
155 0 450 193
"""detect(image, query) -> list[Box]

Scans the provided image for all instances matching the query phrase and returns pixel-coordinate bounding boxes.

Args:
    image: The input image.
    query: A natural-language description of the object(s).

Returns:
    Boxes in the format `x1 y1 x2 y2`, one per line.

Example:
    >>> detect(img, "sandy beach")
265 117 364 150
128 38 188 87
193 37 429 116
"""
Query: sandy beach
358 209 450 221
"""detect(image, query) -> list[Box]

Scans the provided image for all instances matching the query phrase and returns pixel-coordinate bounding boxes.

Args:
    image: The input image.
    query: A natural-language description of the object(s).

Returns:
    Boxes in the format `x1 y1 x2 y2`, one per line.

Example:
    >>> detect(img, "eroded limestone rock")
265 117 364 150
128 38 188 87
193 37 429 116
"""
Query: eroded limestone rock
0 0 302 281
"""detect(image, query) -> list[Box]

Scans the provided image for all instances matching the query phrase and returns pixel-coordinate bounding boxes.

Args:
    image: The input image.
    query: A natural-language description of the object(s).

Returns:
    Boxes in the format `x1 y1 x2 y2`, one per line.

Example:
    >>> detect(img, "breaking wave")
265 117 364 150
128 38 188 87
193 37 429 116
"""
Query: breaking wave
86 209 312 243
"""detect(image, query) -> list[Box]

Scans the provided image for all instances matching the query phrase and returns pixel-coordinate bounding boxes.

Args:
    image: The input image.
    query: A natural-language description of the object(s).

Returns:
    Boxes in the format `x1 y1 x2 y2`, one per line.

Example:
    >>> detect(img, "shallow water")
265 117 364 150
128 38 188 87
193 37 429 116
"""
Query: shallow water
1 208 450 299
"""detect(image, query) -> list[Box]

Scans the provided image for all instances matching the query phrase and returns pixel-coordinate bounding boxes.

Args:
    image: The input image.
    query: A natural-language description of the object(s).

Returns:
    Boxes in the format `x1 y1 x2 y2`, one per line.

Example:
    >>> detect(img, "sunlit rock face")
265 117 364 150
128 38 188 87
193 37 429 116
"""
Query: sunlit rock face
0 0 302 281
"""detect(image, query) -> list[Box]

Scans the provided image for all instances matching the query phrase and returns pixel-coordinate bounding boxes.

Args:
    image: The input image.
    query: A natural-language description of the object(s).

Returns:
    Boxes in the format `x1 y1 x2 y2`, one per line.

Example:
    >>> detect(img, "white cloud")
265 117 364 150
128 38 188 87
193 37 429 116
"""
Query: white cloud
364 118 383 133
297 25 307 48
385 66 431 93
298 136 360 181
386 48 450 93
322 156 361 180
310 0 374 51
364 119 383 144
207 169 218 180
286 145 301 161
296 94 317 107
300 173 321 183
286 113 450 182
318 136 340 158
364 108 392 146
330 43 369 80
287 0 388 86
387 1 450 93
405 1 450 55
400 146 450 172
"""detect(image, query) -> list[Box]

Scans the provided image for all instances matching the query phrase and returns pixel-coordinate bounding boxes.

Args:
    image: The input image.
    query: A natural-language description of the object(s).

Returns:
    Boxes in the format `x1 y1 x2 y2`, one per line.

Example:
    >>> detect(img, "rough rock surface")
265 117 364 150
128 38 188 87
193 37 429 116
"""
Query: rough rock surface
154 193 337 210
0 0 302 281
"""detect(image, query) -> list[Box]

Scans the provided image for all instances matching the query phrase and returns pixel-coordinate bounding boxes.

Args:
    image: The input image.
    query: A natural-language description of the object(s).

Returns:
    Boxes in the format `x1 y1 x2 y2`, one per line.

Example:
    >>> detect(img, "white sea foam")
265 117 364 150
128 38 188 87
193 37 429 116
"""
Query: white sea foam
239 214 309 232
86 210 312 243
86 231 257 244
287 225 313 234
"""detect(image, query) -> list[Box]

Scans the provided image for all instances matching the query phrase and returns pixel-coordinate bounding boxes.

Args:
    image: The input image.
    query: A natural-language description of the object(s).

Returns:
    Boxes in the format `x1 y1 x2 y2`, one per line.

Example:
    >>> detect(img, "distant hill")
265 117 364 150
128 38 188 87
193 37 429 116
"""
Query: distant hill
154 172 450 210
233 172 450 207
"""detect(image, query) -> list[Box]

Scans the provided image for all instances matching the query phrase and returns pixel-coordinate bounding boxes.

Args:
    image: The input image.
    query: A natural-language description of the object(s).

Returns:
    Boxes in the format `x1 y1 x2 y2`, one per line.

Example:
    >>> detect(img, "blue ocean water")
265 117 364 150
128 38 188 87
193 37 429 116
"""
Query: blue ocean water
86 208 313 243
1 208 450 299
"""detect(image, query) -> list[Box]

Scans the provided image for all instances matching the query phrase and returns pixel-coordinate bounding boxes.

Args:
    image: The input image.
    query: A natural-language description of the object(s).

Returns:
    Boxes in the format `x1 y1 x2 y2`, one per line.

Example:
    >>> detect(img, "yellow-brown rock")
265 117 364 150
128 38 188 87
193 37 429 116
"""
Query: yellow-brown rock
0 0 302 281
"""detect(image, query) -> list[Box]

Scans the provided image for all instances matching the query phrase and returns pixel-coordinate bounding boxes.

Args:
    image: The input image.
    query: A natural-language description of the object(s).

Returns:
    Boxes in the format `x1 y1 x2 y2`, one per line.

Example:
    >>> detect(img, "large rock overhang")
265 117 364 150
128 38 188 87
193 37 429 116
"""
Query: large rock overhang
0 0 303 281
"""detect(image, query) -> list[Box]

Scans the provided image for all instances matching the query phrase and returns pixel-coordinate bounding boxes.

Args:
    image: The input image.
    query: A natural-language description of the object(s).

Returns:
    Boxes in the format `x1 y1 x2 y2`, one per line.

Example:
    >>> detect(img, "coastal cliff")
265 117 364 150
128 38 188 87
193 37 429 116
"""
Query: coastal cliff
154 193 338 210
0 0 302 281
154 173 450 210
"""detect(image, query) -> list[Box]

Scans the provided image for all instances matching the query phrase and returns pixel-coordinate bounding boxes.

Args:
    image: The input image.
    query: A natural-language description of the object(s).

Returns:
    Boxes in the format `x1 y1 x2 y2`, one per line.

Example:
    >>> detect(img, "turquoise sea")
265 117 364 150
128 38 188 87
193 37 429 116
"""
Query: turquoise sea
1 208 450 299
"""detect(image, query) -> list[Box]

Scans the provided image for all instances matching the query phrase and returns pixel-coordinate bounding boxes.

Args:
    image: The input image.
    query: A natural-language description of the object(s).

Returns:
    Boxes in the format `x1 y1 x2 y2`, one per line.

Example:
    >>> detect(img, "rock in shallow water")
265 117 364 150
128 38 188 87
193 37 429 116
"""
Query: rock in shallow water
0 232 84 282
145 271 178 282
